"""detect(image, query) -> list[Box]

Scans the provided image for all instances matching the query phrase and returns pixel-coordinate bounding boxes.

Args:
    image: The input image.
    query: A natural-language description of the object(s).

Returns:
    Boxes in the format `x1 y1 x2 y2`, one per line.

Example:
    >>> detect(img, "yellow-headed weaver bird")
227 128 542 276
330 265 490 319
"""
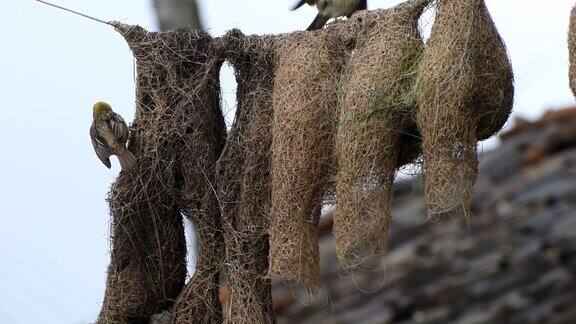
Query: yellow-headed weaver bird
292 0 367 31
90 102 136 171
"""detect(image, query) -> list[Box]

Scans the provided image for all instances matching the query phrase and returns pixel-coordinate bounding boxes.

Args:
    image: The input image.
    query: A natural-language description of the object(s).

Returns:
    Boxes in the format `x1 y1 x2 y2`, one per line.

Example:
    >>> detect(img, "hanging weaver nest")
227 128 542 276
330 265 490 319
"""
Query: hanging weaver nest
268 28 349 292
99 23 227 323
215 30 277 324
414 0 513 219
100 171 185 324
98 24 192 323
334 0 431 270
167 31 227 324
470 4 514 140
569 4 576 97
95 0 514 321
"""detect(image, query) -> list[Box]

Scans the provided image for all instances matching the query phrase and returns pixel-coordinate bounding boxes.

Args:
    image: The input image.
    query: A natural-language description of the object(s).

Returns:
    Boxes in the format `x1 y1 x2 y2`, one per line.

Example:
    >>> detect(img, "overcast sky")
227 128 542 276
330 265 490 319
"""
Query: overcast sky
0 0 574 323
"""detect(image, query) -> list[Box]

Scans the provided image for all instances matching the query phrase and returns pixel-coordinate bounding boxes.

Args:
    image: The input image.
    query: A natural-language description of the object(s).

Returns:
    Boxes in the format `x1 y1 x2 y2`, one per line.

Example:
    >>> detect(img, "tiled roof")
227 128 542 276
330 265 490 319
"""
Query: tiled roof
274 107 576 323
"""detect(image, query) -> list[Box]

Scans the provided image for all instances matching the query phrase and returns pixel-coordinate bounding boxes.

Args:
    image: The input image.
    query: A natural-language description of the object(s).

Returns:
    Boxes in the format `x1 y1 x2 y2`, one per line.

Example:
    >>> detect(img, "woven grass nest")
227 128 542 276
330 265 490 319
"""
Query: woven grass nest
569 3 576 97
415 0 513 219
97 0 513 322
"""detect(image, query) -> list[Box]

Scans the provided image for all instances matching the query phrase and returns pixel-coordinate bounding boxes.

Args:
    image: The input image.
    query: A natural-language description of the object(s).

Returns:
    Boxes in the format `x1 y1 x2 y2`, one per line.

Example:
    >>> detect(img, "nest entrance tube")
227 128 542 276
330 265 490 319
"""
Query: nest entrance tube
268 30 348 291
216 30 276 324
334 0 429 269
415 0 513 218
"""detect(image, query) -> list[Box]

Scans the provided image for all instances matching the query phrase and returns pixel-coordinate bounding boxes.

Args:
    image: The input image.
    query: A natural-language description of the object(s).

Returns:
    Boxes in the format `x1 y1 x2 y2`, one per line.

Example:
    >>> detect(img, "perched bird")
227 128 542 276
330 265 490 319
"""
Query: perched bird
90 101 136 171
292 0 367 31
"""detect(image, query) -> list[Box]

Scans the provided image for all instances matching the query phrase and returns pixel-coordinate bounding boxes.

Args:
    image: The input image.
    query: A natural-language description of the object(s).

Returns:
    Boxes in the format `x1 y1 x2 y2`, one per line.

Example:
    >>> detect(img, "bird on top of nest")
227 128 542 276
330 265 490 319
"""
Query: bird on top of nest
90 101 137 171
292 0 367 31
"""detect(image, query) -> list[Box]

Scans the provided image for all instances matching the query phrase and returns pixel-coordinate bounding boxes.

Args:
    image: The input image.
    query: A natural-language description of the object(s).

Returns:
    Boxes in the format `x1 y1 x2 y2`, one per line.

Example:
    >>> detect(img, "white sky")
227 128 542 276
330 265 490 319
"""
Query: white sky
0 0 574 323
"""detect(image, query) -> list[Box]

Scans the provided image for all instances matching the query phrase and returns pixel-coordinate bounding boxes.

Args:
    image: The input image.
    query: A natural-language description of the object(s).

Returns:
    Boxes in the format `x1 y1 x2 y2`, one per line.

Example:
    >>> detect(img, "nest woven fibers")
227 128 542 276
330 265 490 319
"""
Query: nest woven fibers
334 0 430 270
569 3 576 97
268 29 348 293
215 30 277 324
415 0 513 219
96 0 513 321
99 23 226 323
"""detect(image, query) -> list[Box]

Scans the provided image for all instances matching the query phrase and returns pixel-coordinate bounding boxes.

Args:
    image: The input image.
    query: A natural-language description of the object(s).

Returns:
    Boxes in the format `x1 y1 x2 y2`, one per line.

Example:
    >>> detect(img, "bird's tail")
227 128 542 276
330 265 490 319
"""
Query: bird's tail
292 0 307 10
307 14 329 31
117 147 137 172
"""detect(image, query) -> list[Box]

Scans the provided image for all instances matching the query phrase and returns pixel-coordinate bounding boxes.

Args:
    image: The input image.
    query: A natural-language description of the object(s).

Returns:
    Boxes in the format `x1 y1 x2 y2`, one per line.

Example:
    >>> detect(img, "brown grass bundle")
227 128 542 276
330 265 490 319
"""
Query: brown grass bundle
415 0 513 218
268 30 348 290
334 0 430 269
569 4 576 97
216 30 277 324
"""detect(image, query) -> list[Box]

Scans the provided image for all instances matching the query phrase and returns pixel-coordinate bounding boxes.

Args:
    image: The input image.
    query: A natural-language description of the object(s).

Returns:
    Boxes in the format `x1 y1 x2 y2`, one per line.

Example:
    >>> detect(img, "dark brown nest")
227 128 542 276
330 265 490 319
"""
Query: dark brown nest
100 171 185 324
215 30 277 324
98 24 189 323
414 0 513 219
99 23 226 323
169 32 227 324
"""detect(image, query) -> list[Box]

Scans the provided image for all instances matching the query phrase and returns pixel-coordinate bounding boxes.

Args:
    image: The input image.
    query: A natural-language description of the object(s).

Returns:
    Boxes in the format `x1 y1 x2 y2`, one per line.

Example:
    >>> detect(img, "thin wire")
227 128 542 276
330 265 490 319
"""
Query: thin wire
35 0 111 25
